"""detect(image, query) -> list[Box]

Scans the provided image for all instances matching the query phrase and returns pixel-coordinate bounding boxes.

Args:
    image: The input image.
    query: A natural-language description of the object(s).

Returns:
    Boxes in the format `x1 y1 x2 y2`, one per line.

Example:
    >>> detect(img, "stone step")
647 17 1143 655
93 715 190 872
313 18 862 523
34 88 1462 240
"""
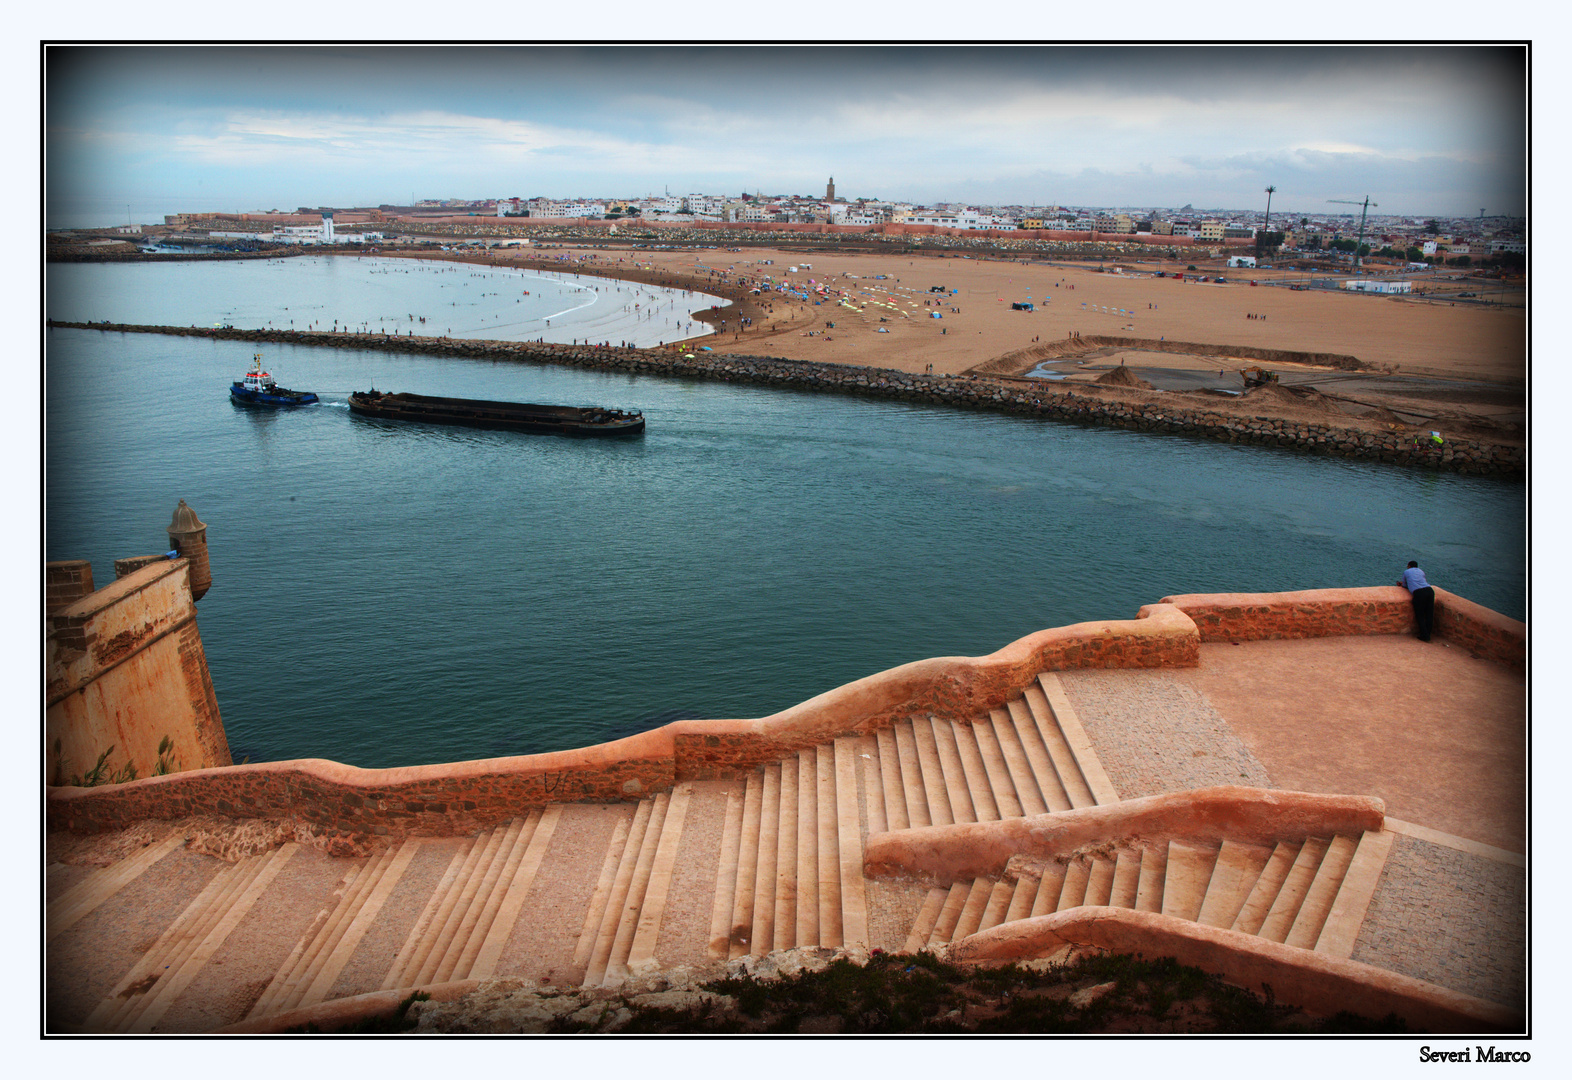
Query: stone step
1314 830 1397 959
971 715 1024 818
1161 841 1219 923
1195 840 1274 930
443 813 545 984
624 786 693 979
724 771 764 960
905 888 948 953
269 837 426 1015
749 767 781 957
1003 874 1040 923
950 723 1000 822
926 882 971 948
1284 834 1360 951
584 813 637 967
1084 856 1116 907
1029 863 1068 918
910 717 955 826
292 839 422 1012
892 720 931 828
1231 841 1302 937
1056 858 1091 912
49 833 186 940
470 806 563 981
1257 837 1330 944
950 877 997 941
772 759 801 954
816 744 843 948
249 850 374 1021
1134 842 1169 913
1110 849 1142 908
705 791 745 961
584 799 659 983
1006 699 1072 812
795 748 821 948
382 835 480 991
600 793 672 985
858 736 887 837
1035 672 1121 804
411 820 519 988
426 816 536 986
989 708 1049 816
976 879 1016 934
930 720 977 824
1022 683 1097 808
833 738 870 948
874 729 909 831
95 844 296 1033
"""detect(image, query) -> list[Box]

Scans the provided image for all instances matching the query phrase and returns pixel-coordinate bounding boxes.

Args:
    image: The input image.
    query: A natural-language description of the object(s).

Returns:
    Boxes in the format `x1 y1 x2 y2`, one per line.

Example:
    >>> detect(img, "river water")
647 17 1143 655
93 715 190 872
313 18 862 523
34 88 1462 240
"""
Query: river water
45 259 1526 770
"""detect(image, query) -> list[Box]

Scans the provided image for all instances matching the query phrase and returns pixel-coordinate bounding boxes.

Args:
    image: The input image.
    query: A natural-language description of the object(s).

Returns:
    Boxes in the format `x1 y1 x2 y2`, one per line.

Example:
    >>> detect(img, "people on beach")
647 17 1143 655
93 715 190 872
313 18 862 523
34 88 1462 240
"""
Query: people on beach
1399 561 1436 642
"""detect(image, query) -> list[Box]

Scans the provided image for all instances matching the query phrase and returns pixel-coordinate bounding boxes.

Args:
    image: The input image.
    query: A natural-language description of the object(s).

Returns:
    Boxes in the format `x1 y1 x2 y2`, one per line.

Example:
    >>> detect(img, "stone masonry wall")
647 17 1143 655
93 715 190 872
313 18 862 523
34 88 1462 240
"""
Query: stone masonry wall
46 588 1522 841
1157 585 1525 672
47 560 231 786
46 321 1525 477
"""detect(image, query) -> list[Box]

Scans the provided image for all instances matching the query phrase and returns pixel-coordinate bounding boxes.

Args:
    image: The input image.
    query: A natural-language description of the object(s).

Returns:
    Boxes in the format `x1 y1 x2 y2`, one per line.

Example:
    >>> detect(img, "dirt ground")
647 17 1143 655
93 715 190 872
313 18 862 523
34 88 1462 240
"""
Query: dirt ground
370 245 1526 443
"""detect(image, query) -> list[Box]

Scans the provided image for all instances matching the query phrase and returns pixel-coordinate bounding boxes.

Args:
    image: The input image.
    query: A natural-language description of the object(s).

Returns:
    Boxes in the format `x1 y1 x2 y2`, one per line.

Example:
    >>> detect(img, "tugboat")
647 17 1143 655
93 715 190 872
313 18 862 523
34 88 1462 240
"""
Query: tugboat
230 354 319 407
348 389 644 436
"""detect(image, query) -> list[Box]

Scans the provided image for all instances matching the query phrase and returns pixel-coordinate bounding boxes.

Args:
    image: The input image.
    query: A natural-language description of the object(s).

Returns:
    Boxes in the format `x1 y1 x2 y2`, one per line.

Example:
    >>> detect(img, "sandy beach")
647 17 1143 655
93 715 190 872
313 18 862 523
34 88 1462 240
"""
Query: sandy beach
368 245 1526 442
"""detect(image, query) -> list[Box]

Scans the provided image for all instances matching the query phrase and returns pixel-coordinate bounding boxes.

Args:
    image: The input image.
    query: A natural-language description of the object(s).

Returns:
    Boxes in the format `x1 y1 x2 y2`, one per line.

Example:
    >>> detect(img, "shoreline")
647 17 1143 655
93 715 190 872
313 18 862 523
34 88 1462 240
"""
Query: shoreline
46 319 1524 477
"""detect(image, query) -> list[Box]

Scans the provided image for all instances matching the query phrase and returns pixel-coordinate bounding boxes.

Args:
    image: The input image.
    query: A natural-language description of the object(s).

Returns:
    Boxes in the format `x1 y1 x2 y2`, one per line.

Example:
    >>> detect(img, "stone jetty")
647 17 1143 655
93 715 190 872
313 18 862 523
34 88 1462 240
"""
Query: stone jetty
47 320 1523 477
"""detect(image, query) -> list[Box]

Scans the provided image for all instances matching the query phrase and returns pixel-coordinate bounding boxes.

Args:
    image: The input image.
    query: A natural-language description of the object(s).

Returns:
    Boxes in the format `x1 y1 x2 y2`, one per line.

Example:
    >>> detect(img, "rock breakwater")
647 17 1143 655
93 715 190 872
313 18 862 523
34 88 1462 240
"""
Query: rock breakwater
47 320 1523 476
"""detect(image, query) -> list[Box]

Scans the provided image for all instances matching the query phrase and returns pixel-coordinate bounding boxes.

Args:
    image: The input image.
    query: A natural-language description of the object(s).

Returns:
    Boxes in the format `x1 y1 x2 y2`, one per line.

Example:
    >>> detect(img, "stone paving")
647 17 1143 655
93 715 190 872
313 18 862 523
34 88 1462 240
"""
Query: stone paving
1056 669 1274 798
1351 835 1525 1011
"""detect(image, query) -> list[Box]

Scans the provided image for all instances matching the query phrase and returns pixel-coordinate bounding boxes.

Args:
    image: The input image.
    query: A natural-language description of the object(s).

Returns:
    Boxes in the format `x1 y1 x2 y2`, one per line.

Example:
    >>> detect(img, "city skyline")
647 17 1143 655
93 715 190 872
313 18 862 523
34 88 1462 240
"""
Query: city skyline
48 45 1526 225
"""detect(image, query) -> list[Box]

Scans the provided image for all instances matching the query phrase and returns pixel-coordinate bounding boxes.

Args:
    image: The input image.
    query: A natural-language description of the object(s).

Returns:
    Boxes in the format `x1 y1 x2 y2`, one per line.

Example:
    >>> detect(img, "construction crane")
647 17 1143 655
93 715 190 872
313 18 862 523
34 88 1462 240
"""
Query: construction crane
1328 196 1378 274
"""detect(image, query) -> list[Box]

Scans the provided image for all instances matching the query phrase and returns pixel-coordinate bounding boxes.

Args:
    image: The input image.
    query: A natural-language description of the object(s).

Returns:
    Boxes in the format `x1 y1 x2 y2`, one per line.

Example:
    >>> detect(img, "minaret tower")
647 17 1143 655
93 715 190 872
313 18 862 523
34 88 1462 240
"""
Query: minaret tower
826 176 835 202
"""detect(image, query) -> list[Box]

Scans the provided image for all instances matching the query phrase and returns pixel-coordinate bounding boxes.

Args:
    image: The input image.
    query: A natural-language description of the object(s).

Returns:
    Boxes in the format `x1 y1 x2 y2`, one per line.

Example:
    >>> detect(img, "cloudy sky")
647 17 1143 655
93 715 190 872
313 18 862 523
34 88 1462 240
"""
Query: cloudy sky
47 45 1525 226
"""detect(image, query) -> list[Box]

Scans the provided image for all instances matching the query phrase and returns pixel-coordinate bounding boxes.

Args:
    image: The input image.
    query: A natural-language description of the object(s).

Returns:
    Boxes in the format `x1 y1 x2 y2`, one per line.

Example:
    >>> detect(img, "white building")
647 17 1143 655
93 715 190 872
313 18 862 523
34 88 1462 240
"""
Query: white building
1341 279 1412 294
1228 255 1257 269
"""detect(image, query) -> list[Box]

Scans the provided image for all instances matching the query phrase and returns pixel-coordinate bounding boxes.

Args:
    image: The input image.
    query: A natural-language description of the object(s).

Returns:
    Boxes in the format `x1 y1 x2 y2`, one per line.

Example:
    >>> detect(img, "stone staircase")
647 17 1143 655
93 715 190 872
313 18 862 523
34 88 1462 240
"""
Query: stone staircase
48 672 1400 1031
905 831 1396 960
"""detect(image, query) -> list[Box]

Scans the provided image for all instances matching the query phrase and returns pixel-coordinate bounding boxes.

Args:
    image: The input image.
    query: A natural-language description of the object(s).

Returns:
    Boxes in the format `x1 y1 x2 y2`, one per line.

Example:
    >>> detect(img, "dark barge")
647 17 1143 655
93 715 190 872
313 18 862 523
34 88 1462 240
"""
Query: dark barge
347 389 645 435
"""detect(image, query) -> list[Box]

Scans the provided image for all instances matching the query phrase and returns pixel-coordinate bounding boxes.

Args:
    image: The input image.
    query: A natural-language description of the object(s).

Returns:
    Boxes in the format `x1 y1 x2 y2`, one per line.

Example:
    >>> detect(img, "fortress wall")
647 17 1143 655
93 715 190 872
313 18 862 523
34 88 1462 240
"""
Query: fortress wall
1156 585 1525 670
1432 587 1527 672
45 587 1521 841
46 560 231 786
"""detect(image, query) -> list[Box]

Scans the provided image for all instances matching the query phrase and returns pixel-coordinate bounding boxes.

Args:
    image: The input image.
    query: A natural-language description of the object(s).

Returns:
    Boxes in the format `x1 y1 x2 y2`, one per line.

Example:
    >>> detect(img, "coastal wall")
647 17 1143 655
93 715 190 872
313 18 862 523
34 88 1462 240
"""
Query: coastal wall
44 322 1525 476
46 559 232 787
46 585 1522 842
1157 586 1526 671
47 605 1199 843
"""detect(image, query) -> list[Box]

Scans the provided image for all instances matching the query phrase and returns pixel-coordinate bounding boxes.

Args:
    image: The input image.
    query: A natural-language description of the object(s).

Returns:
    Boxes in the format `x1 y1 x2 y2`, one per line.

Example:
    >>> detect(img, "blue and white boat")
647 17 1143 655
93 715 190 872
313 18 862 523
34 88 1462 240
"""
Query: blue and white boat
230 354 319 407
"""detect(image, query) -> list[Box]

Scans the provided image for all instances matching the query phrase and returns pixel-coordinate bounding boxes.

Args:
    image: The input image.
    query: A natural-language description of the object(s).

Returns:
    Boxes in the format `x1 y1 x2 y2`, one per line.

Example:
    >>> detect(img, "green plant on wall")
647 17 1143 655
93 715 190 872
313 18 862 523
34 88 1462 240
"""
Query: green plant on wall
69 745 139 787
153 735 177 776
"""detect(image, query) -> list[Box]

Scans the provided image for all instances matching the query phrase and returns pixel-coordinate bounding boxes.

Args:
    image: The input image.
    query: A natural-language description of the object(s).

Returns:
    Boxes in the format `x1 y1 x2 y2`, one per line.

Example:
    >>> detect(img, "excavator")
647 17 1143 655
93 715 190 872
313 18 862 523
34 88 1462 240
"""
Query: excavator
1240 366 1279 389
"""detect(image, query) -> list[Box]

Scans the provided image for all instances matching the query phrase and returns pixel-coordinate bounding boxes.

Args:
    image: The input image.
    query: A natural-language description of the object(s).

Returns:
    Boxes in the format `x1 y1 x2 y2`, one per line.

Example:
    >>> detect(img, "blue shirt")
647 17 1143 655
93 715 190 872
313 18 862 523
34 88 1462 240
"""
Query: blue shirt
1402 567 1430 592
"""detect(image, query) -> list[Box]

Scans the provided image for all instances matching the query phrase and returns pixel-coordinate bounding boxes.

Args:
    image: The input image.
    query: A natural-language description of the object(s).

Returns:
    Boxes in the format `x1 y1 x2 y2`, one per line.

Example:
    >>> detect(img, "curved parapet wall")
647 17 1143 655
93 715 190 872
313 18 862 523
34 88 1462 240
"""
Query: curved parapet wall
47 605 1200 840
668 603 1199 778
1156 586 1525 671
862 787 1386 884
941 907 1521 1033
46 587 1521 840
